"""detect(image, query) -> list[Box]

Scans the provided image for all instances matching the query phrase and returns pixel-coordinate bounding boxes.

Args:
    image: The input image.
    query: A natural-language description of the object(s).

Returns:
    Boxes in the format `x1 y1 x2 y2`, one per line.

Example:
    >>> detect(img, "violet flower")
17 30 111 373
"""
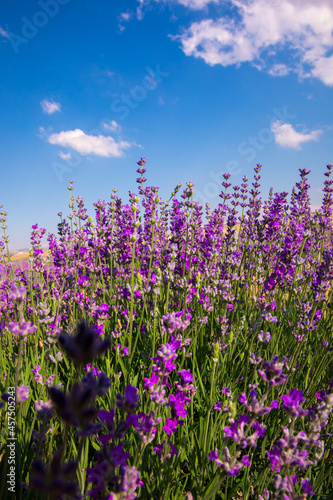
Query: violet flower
258 355 289 387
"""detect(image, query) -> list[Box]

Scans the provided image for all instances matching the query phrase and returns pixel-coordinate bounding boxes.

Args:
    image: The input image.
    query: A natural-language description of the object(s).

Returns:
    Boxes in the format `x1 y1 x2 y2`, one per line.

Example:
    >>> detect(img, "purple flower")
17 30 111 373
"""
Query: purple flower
223 414 250 443
258 356 288 387
168 392 189 418
261 312 278 323
258 489 270 500
121 466 143 497
207 449 222 468
30 448 79 499
239 392 278 416
133 412 161 443
137 157 146 166
9 283 27 303
222 386 232 398
316 389 327 401
17 385 30 403
98 302 110 313
154 441 165 456
58 321 111 365
163 418 178 436
143 372 159 389
85 364 102 377
109 443 131 467
214 401 222 411
302 479 315 494
249 352 263 365
258 331 271 342
161 311 192 334
280 389 307 418
9 320 37 337
266 446 282 472
177 369 194 386
169 442 178 456
116 385 139 413
35 400 54 421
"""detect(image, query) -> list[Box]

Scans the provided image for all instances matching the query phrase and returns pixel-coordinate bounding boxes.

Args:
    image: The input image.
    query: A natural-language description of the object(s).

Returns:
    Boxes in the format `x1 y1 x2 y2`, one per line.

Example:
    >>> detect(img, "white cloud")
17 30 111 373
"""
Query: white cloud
268 64 291 77
58 151 72 160
37 126 46 138
41 99 61 114
271 120 323 149
174 0 333 86
310 54 333 86
118 11 133 31
48 129 131 157
0 26 9 38
172 0 219 8
103 120 122 133
120 12 131 21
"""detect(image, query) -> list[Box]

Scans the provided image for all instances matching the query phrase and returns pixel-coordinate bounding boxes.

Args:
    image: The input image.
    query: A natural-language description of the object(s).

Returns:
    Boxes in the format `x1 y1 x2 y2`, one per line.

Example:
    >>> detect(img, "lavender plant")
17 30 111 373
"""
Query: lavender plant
0 159 332 499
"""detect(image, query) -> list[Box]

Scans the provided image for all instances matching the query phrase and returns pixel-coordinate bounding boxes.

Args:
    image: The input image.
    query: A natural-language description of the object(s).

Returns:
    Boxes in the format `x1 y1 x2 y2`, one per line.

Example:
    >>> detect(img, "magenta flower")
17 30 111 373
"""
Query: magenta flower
163 418 178 436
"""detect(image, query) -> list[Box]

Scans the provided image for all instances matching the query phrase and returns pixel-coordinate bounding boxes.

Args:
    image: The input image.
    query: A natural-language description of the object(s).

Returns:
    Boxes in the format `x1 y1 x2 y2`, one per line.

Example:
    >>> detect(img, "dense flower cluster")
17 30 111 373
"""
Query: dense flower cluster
0 161 333 498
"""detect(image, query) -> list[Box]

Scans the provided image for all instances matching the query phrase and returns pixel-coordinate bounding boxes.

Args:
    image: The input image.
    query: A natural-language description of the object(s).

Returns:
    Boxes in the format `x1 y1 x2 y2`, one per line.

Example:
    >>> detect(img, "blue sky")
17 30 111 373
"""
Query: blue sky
0 0 332 250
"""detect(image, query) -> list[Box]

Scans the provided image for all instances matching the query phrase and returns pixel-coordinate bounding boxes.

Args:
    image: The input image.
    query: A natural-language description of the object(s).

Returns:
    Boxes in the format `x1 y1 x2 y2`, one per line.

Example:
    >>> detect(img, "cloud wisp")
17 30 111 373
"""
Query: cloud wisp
58 151 72 161
41 99 61 115
103 120 122 133
0 26 10 39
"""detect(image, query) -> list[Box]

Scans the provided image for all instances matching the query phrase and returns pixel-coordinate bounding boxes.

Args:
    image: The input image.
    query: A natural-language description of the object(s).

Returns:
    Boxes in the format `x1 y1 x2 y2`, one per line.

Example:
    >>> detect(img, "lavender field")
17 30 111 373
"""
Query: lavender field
0 158 333 499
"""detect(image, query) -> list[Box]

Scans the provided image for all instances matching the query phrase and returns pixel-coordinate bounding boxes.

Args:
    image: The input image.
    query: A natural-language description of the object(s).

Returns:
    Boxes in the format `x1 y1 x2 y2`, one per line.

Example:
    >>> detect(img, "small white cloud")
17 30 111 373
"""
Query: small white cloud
268 64 291 77
118 10 134 31
136 4 145 20
37 126 46 138
59 151 72 160
137 0 218 10
103 120 122 133
271 120 323 149
0 26 9 38
48 129 131 157
158 97 165 105
41 99 61 115
120 12 131 21
175 0 219 8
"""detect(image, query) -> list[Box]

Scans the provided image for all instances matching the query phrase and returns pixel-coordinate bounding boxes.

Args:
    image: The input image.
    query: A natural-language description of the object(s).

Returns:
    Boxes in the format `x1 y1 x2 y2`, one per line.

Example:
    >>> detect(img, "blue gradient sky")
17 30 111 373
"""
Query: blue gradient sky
0 0 332 250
